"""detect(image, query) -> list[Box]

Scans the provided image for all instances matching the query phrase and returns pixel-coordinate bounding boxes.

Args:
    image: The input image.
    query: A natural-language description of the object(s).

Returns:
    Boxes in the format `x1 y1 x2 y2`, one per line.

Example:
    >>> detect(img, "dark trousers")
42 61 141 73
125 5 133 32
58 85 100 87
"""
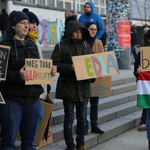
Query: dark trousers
140 109 147 125
1 30 6 38
0 99 43 150
131 45 136 60
85 97 99 128
63 100 87 150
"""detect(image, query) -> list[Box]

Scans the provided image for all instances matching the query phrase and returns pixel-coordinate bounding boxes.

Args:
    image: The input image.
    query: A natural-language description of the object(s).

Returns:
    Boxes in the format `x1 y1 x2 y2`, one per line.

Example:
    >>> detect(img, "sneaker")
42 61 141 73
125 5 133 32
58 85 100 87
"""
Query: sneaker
137 124 146 131
84 128 88 135
91 126 105 135
76 144 87 150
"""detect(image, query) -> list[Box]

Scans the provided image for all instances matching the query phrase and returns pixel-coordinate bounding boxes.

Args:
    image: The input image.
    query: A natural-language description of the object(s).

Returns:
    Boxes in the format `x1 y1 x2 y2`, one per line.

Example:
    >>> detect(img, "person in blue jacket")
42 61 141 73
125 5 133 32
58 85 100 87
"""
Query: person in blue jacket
78 1 105 40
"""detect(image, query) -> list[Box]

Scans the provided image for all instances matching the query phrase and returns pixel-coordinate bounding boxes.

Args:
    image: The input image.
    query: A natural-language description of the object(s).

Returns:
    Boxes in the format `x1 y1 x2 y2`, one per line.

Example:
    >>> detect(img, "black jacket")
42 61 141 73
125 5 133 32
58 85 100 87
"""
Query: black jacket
51 21 92 102
0 36 43 106
0 12 9 30
131 28 137 45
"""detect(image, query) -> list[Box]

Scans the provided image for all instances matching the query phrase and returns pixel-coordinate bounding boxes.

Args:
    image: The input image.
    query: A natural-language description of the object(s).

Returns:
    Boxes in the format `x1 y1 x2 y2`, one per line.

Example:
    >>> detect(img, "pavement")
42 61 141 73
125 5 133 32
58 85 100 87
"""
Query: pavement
89 128 148 150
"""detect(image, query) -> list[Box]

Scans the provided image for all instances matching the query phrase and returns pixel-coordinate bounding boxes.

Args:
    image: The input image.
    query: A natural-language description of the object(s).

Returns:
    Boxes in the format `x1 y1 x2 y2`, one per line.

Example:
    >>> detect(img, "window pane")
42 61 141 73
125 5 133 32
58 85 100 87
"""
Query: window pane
100 7 105 14
81 4 84 11
94 0 98 5
38 0 45 5
95 7 99 13
80 0 86 2
47 0 54 6
100 0 104 4
57 0 63 8
65 2 71 9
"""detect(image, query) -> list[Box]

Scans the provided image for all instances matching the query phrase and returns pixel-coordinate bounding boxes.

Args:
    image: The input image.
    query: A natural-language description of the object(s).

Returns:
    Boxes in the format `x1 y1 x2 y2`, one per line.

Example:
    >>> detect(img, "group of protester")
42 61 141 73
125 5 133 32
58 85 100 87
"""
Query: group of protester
1 1 150 150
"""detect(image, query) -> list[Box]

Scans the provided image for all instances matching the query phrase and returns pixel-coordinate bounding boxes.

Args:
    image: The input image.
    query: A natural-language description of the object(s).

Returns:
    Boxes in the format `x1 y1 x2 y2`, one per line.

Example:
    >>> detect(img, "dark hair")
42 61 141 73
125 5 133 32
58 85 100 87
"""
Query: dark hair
143 30 150 46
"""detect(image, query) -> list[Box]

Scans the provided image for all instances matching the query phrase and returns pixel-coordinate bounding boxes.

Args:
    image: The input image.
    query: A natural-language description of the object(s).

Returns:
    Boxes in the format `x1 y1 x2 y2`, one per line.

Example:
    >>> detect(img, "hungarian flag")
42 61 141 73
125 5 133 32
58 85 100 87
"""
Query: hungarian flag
137 71 150 108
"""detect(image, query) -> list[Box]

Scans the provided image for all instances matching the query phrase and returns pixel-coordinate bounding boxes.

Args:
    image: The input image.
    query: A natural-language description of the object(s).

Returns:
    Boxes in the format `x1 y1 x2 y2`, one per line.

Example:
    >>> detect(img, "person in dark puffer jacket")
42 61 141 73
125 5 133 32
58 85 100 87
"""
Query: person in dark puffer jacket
0 10 43 150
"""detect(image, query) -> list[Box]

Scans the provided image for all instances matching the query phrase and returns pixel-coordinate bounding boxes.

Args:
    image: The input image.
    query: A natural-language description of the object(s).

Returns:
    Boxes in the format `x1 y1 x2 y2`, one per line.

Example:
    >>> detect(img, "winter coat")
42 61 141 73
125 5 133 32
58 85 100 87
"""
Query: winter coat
78 1 105 39
51 21 92 102
0 12 9 30
91 39 104 54
0 36 44 106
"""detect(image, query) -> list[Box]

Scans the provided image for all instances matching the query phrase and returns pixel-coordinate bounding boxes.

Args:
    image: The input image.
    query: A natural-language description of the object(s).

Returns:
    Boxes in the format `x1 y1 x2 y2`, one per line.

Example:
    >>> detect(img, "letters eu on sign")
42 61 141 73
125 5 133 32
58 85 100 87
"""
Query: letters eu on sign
0 45 10 80
72 51 120 81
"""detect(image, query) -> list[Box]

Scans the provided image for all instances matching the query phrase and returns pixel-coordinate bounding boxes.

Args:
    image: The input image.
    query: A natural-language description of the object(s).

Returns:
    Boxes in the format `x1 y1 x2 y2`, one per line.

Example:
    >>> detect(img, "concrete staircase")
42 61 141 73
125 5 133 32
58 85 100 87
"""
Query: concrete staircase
36 74 140 150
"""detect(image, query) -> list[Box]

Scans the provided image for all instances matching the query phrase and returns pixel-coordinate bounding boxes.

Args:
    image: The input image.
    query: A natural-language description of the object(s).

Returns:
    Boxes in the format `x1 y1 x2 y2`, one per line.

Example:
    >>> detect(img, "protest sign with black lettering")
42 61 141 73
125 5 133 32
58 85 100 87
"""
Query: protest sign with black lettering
0 45 10 80
25 59 53 85
141 47 150 71
90 76 111 97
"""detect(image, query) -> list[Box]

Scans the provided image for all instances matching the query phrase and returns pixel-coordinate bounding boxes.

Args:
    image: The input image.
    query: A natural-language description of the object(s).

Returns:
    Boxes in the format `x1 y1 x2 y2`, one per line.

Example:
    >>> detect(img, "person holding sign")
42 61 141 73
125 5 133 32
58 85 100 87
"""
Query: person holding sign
84 22 105 135
134 30 150 149
0 10 46 150
51 21 92 150
22 8 57 100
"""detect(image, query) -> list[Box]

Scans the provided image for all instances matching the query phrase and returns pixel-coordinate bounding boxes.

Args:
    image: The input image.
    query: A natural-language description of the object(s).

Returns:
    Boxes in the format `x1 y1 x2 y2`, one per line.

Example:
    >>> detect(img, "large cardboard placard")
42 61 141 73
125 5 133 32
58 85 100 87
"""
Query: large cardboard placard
16 94 53 148
0 45 10 80
0 92 5 104
90 76 111 97
25 59 53 85
141 47 150 71
72 51 119 81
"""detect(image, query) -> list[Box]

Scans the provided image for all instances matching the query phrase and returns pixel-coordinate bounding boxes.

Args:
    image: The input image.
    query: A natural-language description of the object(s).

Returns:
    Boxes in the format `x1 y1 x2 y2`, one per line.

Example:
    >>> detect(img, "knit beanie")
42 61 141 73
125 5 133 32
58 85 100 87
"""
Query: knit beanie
9 10 29 27
84 22 96 29
22 8 39 26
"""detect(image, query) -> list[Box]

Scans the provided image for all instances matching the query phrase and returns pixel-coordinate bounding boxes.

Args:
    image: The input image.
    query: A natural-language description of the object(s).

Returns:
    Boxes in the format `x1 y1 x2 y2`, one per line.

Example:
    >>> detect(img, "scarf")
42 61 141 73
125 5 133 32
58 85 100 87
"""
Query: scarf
87 36 96 48
28 31 39 42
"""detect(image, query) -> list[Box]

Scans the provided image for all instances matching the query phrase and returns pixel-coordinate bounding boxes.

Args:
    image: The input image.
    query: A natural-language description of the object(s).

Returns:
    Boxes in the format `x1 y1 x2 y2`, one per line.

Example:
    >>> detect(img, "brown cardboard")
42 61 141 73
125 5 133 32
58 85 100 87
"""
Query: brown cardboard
140 47 150 71
25 59 53 85
16 94 53 148
0 45 10 81
90 76 111 97
36 127 53 149
72 51 119 81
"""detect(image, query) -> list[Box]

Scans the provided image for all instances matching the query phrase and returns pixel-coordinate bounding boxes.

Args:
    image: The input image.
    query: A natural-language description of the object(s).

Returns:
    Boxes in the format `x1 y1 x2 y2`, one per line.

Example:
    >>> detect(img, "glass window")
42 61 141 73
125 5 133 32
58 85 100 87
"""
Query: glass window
94 0 98 5
57 0 63 8
38 0 45 5
65 2 71 9
100 7 105 14
27 0 35 3
100 0 104 5
80 0 86 3
77 4 79 11
81 4 84 11
47 0 54 6
95 7 99 13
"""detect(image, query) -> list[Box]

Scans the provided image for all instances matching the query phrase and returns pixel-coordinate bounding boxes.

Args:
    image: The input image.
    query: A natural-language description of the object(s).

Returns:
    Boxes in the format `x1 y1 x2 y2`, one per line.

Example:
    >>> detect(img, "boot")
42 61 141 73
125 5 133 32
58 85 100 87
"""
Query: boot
148 140 150 150
84 127 88 135
91 126 105 135
76 144 87 150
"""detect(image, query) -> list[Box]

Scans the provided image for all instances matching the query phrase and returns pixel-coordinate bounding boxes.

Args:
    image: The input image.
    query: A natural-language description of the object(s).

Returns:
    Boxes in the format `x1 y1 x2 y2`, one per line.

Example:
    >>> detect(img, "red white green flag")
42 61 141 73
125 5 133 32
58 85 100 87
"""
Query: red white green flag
137 72 150 108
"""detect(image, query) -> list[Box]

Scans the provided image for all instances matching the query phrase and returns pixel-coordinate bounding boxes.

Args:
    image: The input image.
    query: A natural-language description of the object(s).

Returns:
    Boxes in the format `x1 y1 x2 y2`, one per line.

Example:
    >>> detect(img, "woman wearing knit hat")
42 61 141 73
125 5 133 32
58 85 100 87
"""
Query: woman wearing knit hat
84 22 105 135
22 8 57 100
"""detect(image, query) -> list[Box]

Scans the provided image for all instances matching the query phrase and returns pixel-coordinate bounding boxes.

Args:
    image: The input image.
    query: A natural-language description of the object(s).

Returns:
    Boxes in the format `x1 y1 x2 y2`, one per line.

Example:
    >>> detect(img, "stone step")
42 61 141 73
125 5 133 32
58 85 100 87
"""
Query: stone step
51 90 137 126
50 99 139 143
38 110 141 150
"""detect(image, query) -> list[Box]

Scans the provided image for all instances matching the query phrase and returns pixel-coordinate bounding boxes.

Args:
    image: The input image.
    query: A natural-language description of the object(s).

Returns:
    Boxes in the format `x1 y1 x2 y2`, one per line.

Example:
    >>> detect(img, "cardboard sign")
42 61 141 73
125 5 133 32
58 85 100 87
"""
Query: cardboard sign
25 59 53 85
141 47 150 71
0 45 10 80
16 94 53 148
72 51 119 81
90 76 111 97
0 92 5 104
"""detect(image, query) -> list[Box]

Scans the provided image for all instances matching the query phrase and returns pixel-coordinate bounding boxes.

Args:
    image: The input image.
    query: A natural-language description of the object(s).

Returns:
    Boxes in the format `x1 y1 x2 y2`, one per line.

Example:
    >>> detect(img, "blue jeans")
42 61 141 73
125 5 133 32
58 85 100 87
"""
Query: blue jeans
1 30 6 38
63 100 87 150
131 45 136 60
85 97 99 128
0 99 43 150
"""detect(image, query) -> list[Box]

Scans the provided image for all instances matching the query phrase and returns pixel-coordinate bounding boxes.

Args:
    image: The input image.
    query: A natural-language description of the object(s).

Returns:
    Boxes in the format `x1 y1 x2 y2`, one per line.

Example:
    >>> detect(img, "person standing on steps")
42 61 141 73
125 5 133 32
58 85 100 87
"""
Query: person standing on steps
84 21 105 135
79 1 105 40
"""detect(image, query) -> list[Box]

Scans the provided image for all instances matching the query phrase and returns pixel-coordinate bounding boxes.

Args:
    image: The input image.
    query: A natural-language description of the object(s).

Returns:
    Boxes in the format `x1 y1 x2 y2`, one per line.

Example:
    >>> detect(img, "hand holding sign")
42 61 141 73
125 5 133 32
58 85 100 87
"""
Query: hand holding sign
20 65 30 80
51 65 57 77
137 65 142 74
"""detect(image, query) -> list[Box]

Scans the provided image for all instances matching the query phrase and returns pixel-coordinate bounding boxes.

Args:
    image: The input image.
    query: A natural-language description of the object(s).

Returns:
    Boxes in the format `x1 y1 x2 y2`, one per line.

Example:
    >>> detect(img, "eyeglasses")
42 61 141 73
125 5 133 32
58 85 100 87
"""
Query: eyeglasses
85 6 91 8
89 28 97 32
19 21 29 25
